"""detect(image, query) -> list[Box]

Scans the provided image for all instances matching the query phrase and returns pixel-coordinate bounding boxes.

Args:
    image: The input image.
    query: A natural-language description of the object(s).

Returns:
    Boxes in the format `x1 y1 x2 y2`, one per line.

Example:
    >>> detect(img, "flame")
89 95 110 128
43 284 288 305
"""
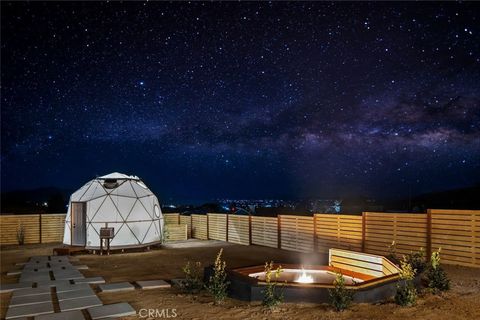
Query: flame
296 268 314 283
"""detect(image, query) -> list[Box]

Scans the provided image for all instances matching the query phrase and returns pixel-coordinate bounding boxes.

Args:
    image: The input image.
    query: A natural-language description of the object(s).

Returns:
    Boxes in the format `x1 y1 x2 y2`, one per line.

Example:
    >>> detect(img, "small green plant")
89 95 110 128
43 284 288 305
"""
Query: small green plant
387 241 400 265
180 261 204 293
16 224 25 245
395 257 417 306
425 248 450 293
261 261 284 309
406 248 426 274
206 248 230 304
329 271 354 311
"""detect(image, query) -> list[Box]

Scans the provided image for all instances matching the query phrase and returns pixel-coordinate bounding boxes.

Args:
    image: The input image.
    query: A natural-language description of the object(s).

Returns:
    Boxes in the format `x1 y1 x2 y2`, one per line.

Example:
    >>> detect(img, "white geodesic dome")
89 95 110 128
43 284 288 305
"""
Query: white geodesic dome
63 172 164 249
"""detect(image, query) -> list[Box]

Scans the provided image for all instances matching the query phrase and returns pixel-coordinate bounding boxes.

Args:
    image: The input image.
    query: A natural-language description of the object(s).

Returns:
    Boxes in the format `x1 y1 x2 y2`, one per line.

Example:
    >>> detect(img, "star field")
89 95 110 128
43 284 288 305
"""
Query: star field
1 2 479 202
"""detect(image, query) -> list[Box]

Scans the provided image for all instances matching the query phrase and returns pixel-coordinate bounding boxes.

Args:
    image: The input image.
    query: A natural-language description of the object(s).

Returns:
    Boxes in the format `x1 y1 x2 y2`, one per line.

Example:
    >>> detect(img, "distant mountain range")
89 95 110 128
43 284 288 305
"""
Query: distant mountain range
1 185 478 214
410 185 480 211
1 187 71 214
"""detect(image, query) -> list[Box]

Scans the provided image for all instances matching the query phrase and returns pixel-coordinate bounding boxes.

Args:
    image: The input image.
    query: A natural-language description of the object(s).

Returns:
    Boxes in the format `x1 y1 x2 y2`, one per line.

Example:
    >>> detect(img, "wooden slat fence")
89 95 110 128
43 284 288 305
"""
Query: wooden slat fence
251 216 278 248
179 215 192 238
279 215 314 252
191 214 208 240
207 213 227 241
165 224 188 241
429 209 479 268
41 214 66 243
2 209 479 268
227 215 250 245
0 215 41 245
315 214 362 253
164 213 180 225
364 212 428 257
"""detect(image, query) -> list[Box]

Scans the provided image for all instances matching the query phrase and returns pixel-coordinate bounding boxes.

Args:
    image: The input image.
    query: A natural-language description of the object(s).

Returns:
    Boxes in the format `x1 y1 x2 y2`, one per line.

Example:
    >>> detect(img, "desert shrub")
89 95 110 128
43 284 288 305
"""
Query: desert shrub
387 241 400 265
16 224 25 245
329 271 354 311
388 242 426 274
162 225 169 242
405 248 427 274
180 261 203 293
206 248 230 304
261 261 284 309
395 257 417 306
425 248 450 293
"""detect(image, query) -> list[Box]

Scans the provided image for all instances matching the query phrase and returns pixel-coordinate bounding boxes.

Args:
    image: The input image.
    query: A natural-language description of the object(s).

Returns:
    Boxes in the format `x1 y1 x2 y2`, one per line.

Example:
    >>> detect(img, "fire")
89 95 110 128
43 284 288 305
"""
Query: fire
296 268 314 283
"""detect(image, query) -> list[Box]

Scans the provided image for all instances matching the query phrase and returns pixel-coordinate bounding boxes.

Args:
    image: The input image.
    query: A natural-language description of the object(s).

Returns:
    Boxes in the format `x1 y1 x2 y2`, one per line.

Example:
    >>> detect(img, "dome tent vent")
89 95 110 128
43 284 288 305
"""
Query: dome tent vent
103 179 119 189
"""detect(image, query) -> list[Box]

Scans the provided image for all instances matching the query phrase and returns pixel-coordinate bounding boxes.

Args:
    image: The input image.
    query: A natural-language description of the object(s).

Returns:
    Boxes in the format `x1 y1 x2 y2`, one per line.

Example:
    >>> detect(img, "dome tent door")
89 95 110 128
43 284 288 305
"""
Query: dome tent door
71 202 86 246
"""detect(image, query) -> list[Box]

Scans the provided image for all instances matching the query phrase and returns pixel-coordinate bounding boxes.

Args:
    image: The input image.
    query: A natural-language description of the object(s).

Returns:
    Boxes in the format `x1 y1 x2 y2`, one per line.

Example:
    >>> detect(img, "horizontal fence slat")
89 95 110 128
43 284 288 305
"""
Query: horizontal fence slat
1 209 478 268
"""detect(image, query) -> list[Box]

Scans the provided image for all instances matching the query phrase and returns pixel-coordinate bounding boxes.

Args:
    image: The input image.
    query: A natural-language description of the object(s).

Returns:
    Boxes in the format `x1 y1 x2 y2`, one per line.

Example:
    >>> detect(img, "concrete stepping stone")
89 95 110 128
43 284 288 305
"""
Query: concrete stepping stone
55 283 91 293
19 272 51 283
52 270 83 277
6 301 53 319
28 257 50 264
73 265 89 270
20 270 50 275
49 261 73 267
52 271 84 280
22 264 49 272
59 295 102 312
19 276 52 284
136 280 171 289
12 286 51 298
10 292 52 307
49 257 70 263
27 267 52 272
57 288 95 301
35 310 85 320
0 283 33 293
87 302 136 319
35 280 71 287
74 277 105 284
52 267 82 273
98 282 135 293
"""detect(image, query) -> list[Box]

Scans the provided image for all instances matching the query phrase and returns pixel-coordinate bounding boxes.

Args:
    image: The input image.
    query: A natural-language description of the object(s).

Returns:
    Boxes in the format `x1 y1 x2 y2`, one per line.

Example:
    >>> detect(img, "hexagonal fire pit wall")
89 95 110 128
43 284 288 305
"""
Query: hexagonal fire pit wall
206 249 403 303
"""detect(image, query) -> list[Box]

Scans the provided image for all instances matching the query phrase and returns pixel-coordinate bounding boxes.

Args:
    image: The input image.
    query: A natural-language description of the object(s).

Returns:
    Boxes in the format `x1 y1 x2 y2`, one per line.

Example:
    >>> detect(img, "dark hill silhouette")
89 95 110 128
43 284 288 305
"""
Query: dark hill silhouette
1 187 71 214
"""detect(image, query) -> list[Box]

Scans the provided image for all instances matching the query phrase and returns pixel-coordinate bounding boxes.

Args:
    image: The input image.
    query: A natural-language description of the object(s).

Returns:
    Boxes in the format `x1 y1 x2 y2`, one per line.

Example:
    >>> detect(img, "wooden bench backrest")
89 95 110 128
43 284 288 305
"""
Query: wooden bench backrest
329 248 400 278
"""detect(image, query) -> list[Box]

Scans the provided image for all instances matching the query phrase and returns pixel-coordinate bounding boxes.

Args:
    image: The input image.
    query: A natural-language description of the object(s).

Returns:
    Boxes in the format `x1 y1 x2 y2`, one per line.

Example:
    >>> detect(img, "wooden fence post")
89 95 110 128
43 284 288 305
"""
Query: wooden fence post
206 214 210 240
226 214 229 242
426 209 432 260
248 214 252 245
313 214 318 252
277 215 281 249
39 214 42 244
361 212 366 252
190 214 193 239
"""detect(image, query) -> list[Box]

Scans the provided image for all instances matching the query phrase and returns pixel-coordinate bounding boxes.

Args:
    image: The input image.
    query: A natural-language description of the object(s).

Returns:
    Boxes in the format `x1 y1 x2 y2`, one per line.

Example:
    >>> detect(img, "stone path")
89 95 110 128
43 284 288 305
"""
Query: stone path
2 255 170 319
136 280 171 289
99 282 135 293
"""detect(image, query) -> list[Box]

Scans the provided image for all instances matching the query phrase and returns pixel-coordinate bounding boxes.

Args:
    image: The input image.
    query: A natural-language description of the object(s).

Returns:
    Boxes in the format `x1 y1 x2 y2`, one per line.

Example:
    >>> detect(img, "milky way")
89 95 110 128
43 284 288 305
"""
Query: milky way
1 2 479 202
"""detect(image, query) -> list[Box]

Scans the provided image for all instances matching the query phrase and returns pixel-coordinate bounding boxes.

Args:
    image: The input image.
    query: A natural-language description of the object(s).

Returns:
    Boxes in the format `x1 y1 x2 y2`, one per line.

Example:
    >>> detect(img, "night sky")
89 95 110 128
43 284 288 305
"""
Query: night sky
1 2 479 203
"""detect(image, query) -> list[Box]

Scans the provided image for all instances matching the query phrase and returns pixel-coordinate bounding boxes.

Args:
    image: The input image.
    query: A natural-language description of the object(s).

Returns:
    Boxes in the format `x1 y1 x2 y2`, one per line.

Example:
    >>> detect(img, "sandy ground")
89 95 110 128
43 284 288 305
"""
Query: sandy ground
1 241 479 320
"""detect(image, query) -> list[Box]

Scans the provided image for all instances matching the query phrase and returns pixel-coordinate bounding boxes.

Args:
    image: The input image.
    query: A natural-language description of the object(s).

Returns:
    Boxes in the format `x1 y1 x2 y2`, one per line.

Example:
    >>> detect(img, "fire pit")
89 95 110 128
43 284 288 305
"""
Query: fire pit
222 248 402 303
248 267 363 285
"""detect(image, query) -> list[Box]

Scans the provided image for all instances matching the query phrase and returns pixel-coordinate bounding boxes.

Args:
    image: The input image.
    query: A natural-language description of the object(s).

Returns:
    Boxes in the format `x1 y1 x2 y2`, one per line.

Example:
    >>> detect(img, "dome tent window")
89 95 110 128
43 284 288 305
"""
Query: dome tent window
103 179 119 189
63 172 164 249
